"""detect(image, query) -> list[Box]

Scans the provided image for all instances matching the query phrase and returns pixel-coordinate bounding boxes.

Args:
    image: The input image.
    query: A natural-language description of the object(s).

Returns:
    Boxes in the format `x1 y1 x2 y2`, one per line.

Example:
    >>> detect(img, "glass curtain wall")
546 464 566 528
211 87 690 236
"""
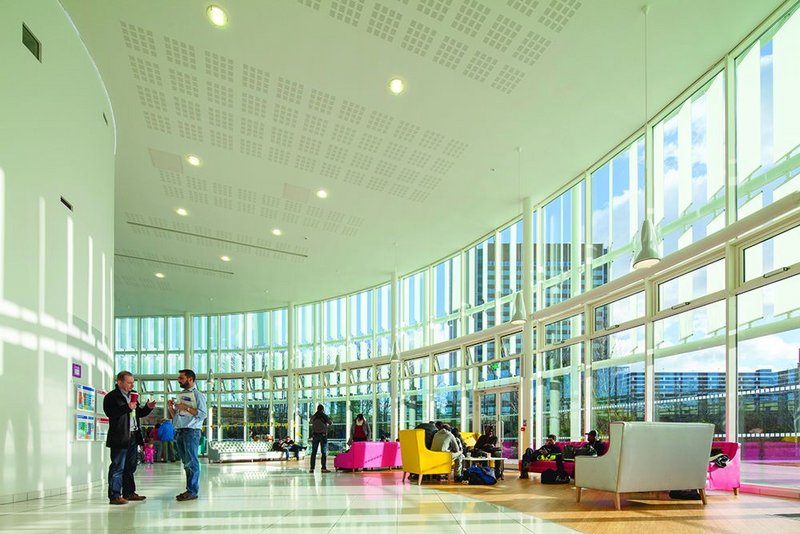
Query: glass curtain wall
114 2 800 492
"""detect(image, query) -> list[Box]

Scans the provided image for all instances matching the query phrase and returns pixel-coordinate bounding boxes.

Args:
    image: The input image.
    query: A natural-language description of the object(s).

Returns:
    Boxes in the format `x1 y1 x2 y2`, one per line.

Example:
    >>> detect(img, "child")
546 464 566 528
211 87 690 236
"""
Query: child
143 439 156 464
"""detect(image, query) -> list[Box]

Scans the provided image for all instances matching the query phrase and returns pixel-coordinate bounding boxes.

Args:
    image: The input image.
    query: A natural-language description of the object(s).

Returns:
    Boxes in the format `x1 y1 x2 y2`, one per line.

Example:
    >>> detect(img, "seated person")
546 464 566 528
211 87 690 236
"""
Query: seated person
474 425 499 455
519 434 566 479
431 422 463 481
347 413 371 446
583 430 605 456
415 421 438 450
451 427 467 454
281 437 305 460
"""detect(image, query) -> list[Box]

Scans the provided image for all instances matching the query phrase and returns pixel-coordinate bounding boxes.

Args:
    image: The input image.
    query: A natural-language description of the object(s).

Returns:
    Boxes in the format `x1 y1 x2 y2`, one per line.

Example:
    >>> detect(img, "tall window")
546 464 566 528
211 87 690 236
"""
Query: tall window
543 182 585 307
736 5 800 217
401 271 424 350
591 137 644 286
465 235 497 333
349 289 373 360
432 255 461 343
654 72 726 256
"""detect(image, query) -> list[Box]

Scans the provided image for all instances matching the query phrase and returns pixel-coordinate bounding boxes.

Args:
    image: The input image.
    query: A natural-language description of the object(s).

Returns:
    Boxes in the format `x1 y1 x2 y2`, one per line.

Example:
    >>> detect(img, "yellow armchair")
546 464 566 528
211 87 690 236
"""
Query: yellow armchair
461 432 479 450
399 429 454 485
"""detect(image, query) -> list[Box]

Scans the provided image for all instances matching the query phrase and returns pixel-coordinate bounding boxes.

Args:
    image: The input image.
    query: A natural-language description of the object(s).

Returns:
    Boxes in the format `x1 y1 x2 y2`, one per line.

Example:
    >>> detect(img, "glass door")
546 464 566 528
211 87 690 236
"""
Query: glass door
478 388 519 458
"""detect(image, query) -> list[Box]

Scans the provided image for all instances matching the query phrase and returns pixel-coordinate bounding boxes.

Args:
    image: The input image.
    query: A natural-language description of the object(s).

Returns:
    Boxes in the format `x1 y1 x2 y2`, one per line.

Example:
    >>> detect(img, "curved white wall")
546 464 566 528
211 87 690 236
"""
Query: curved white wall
0 1 115 502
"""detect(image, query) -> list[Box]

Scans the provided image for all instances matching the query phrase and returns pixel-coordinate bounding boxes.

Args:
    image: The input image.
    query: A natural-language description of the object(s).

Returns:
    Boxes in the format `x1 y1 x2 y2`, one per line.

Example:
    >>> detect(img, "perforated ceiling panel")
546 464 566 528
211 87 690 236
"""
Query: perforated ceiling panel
59 0 778 314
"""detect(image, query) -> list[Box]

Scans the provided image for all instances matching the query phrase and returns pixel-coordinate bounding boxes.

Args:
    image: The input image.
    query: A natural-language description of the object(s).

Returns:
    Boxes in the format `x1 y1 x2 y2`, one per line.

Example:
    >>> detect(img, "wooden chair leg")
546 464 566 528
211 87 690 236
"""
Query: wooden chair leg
614 493 621 510
733 488 739 496
418 473 423 486
575 487 581 503
699 489 707 504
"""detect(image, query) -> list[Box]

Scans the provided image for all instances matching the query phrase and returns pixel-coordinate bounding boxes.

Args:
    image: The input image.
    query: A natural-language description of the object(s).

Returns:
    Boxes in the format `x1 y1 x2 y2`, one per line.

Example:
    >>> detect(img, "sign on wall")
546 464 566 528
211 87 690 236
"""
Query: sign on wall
75 384 95 412
76 414 95 441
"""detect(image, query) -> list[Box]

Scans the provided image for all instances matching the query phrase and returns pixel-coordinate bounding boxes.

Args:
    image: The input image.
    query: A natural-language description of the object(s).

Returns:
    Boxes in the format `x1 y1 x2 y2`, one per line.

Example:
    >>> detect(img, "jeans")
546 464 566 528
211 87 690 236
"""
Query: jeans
108 439 139 499
159 440 175 462
176 429 201 496
451 452 464 477
310 434 328 470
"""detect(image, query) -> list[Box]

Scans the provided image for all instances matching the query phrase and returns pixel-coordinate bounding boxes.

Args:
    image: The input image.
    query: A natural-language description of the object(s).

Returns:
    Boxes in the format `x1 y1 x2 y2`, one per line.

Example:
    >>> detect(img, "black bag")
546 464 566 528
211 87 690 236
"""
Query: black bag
574 444 597 457
466 466 497 485
540 468 570 484
562 445 576 460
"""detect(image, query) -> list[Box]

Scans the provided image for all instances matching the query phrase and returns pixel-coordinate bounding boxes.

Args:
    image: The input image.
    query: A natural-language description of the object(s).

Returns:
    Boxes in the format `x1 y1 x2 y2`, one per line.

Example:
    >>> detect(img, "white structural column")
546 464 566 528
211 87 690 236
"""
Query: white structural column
390 271 400 440
184 312 192 369
520 196 534 455
287 302 296 439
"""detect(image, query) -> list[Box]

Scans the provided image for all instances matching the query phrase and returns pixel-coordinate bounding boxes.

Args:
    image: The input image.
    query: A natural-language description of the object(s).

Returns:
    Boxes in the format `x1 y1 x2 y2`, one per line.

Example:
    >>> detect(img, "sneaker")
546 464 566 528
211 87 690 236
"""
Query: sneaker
321 468 330 473
109 497 128 505
519 473 529 479
176 493 198 501
309 469 314 473
123 493 146 501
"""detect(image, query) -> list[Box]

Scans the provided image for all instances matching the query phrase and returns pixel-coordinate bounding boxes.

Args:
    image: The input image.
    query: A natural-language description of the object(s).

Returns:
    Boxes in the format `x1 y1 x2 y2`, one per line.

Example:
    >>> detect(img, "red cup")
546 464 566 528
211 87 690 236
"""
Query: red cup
130 392 139 404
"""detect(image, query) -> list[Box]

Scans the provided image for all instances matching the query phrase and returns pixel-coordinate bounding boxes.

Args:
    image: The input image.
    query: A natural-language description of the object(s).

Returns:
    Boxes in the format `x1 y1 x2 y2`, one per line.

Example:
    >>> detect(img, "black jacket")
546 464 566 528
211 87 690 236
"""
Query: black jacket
103 387 153 449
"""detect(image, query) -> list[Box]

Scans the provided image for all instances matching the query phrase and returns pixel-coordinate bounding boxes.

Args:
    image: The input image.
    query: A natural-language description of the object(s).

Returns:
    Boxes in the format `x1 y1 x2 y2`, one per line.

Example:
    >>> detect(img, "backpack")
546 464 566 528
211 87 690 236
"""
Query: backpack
466 466 497 485
574 444 597 457
310 413 329 435
540 468 570 484
562 445 576 460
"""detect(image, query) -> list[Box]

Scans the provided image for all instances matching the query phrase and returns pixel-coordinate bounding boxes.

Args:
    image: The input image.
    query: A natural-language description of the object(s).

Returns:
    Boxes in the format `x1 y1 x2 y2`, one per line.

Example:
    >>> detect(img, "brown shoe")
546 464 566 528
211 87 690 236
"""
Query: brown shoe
123 493 146 501
175 491 189 500
321 468 331 473
109 497 128 505
176 493 198 501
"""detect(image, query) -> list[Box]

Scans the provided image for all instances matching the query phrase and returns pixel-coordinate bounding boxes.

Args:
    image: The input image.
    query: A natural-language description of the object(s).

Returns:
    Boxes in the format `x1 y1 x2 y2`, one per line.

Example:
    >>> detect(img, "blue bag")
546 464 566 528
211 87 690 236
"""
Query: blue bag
466 465 497 485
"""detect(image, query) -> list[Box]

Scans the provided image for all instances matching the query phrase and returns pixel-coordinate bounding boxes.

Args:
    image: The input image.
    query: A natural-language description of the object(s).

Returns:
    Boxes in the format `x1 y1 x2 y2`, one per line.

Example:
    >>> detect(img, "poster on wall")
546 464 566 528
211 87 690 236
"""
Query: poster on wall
95 390 107 413
76 384 96 412
76 414 95 441
95 417 109 442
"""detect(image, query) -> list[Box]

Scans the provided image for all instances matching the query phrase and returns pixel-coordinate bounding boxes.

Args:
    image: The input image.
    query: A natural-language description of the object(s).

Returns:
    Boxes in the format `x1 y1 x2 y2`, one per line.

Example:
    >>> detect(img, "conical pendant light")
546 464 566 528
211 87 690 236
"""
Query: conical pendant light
632 6 661 271
511 291 527 325
633 218 660 269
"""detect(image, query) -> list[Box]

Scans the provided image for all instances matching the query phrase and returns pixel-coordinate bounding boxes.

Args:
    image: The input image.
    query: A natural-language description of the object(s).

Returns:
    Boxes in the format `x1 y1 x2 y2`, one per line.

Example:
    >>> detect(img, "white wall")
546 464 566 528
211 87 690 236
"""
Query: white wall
0 0 115 503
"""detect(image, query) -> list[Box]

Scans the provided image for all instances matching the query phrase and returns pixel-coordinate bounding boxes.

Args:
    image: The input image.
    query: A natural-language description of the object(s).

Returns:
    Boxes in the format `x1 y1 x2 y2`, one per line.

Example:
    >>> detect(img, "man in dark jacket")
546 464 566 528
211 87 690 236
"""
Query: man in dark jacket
308 404 332 473
104 371 155 505
414 421 438 450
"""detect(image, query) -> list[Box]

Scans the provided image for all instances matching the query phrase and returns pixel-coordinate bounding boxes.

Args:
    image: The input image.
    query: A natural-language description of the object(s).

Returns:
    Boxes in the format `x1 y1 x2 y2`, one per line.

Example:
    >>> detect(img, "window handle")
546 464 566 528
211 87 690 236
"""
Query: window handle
670 301 691 310
763 266 790 279
604 324 620 331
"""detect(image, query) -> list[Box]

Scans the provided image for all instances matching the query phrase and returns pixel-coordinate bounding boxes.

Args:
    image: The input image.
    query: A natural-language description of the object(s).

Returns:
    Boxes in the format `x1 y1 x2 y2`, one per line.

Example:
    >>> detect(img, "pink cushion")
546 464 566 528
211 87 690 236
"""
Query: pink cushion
334 441 402 470
707 441 740 491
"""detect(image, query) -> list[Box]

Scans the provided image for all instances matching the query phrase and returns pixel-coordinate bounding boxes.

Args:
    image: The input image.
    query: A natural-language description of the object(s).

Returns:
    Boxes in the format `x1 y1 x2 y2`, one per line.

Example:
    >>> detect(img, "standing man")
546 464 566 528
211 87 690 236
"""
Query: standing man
104 371 156 505
308 404 332 473
168 369 207 502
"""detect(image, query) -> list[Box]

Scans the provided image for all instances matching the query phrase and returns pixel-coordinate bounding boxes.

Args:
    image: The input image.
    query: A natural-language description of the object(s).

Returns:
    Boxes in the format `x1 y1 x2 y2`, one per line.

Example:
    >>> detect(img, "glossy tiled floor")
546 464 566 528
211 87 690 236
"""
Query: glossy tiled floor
0 461 577 533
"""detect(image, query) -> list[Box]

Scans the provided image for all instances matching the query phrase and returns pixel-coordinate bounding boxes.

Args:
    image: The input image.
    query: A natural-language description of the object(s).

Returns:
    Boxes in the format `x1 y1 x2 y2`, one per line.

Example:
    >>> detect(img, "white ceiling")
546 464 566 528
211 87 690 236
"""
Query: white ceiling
59 0 781 316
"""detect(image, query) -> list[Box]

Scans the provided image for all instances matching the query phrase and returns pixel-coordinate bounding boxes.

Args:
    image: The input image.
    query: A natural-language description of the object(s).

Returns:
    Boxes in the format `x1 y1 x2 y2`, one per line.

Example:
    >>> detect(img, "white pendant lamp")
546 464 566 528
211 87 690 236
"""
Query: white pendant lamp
511 291 527 325
633 218 661 269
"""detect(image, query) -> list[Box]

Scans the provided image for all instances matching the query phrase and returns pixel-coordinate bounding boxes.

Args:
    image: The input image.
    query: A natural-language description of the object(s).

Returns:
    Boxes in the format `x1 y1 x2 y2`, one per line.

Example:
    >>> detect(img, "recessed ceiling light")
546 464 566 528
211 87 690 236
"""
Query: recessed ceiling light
175 208 188 216
206 5 228 27
271 228 282 236
316 189 328 199
155 272 165 279
186 154 202 167
388 77 406 95
220 255 231 262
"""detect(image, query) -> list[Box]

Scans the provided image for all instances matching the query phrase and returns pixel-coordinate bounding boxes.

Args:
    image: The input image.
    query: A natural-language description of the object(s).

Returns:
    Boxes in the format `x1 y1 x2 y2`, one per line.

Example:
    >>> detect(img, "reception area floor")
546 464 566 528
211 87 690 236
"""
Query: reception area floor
0 460 798 533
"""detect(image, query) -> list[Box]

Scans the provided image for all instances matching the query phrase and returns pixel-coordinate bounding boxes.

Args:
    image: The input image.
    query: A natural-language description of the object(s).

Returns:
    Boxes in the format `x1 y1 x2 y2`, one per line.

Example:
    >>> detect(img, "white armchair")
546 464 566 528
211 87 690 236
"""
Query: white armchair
575 421 714 510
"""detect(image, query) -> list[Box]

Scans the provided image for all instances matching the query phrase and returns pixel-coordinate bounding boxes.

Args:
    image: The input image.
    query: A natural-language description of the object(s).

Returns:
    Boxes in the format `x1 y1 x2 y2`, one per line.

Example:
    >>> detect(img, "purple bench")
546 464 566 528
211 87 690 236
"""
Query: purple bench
334 441 402 471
